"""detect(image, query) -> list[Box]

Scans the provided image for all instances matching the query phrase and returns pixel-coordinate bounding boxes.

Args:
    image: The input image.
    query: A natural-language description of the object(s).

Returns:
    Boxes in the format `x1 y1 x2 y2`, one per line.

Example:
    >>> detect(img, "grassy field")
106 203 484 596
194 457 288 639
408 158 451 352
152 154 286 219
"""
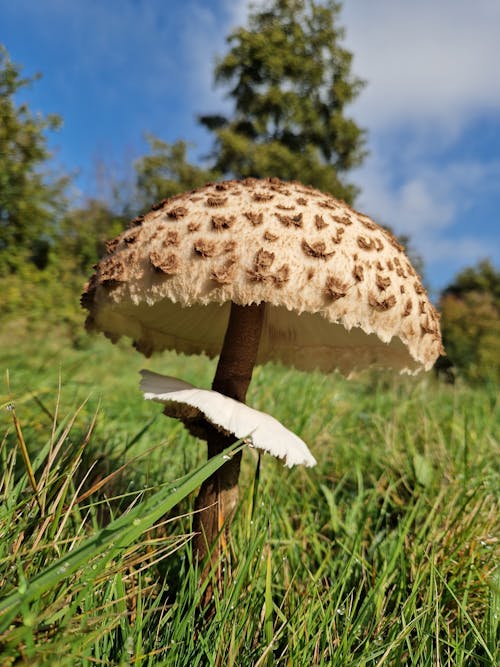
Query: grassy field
0 318 498 666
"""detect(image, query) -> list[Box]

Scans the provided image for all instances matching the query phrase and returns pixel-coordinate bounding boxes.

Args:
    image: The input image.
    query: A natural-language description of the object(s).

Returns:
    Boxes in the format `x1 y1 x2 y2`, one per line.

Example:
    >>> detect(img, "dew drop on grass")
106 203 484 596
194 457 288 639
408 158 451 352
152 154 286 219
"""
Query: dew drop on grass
133 518 141 526
223 455 231 461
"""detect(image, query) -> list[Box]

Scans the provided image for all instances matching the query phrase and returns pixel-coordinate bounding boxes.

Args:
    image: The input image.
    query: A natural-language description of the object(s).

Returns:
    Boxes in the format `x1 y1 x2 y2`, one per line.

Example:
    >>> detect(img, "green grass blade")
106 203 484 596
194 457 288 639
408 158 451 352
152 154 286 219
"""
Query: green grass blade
0 442 244 631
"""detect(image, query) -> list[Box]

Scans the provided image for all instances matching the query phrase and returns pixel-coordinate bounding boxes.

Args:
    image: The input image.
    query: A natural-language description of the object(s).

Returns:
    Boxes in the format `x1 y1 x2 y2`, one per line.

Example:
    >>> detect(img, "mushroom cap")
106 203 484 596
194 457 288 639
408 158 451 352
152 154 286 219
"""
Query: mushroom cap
82 178 443 374
140 370 316 468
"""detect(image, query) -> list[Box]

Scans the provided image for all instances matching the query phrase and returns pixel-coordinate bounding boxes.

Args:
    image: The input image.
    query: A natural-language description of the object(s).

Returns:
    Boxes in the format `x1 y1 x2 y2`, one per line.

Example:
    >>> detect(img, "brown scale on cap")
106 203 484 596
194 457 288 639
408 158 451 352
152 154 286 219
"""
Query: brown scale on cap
331 228 345 244
210 259 236 285
223 240 237 254
253 192 274 202
400 285 406 294
187 222 201 233
269 184 291 195
335 215 353 226
403 299 413 316
149 251 180 275
247 248 286 285
166 206 188 220
244 211 264 226
273 264 290 287
206 196 227 207
241 177 259 187
376 274 391 291
374 237 384 252
214 182 231 191
369 293 397 311
357 235 375 251
325 276 349 301
194 239 217 258
116 227 141 246
264 230 279 242
394 256 407 278
315 214 328 230
353 264 364 282
301 240 335 260
275 212 303 227
150 198 169 211
276 204 295 211
360 219 377 231
254 248 274 271
163 230 180 247
421 316 436 335
318 199 338 210
376 261 384 271
406 261 416 277
99 256 127 283
385 232 405 253
296 197 308 206
414 281 425 295
105 238 120 255
212 215 236 231
387 259 394 271
295 184 316 194
129 214 144 227
419 300 427 315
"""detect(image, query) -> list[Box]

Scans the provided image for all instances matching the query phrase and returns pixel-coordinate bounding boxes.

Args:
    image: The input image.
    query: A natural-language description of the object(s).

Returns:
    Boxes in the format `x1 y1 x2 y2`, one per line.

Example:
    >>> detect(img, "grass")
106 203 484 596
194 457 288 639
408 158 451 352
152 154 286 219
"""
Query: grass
0 318 498 665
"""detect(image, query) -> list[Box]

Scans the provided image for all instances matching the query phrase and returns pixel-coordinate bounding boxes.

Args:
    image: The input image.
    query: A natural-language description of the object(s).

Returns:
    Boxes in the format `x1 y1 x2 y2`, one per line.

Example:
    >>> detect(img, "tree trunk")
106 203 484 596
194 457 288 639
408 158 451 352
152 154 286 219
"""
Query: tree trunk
193 302 265 573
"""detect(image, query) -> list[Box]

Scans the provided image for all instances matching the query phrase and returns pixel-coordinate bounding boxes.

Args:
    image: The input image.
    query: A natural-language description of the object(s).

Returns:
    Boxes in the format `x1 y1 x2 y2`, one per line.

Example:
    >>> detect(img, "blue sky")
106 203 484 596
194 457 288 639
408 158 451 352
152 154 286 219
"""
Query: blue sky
1 0 499 295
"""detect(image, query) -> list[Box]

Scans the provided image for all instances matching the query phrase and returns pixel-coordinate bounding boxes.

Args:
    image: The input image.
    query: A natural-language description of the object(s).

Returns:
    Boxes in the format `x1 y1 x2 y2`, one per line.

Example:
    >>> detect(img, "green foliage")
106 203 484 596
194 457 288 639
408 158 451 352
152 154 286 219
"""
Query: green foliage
0 328 498 664
0 45 68 275
440 260 500 383
134 135 219 211
57 200 127 273
199 0 366 201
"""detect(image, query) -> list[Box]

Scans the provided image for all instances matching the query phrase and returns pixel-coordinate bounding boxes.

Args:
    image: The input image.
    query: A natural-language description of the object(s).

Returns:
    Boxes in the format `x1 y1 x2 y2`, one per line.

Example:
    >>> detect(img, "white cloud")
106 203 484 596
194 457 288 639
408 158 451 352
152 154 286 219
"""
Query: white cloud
353 155 500 277
341 0 500 132
420 236 496 265
355 156 500 231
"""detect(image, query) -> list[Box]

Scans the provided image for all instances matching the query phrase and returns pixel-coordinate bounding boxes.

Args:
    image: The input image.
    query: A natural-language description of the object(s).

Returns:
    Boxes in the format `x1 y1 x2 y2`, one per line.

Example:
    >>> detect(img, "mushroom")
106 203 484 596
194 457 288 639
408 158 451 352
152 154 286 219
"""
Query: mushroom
81 177 443 565
139 370 316 467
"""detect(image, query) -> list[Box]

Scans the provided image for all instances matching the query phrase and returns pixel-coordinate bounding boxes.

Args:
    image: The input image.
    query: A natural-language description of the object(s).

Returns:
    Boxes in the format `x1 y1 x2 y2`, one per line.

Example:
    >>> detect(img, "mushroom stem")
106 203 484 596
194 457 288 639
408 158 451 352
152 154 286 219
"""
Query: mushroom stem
194 301 265 565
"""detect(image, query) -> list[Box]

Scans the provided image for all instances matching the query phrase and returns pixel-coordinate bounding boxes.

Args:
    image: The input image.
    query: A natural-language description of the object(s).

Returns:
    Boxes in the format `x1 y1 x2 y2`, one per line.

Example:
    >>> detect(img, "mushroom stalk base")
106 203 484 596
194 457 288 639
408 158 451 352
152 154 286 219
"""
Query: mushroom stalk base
194 302 265 568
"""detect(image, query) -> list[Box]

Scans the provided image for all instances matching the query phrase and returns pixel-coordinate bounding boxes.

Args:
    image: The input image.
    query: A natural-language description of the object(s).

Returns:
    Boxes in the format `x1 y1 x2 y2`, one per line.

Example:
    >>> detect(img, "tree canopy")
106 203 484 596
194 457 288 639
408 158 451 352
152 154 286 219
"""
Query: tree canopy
439 260 500 383
0 45 67 275
133 136 218 211
198 0 366 203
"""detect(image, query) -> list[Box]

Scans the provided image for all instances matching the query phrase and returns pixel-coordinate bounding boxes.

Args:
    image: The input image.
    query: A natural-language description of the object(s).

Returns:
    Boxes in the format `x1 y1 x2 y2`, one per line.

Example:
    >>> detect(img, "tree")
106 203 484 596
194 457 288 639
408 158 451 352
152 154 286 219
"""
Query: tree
133 136 219 212
57 200 127 274
439 260 500 383
0 45 68 275
199 0 366 202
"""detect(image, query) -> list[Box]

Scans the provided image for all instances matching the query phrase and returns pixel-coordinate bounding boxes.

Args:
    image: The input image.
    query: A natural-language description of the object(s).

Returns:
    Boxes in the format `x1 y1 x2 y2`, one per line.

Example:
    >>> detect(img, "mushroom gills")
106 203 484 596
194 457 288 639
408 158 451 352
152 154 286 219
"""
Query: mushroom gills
140 369 316 468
